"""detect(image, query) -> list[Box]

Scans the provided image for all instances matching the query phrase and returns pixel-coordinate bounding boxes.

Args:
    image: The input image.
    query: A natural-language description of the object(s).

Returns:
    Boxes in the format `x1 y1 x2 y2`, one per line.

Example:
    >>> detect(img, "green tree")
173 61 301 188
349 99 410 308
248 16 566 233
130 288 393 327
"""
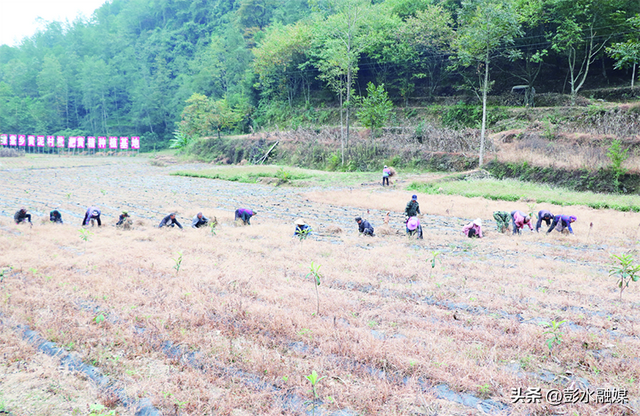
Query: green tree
607 15 640 89
356 82 393 144
453 0 522 167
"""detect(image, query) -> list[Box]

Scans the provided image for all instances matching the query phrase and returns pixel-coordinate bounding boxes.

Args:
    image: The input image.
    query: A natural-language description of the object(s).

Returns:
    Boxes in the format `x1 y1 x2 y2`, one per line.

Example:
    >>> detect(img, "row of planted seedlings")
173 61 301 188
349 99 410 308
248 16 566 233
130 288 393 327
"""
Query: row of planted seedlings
1 217 639 415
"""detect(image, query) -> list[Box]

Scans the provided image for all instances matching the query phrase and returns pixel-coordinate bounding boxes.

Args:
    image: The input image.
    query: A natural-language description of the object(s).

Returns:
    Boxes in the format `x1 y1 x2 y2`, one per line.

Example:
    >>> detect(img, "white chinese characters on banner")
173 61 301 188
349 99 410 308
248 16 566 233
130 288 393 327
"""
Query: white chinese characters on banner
68 137 77 148
47 136 55 147
98 137 107 149
0 134 7 145
37 136 45 147
18 135 26 146
57 136 65 148
77 136 85 148
87 137 96 149
120 137 128 149
9 135 17 146
0 133 141 150
27 135 36 147
109 137 118 149
131 136 140 149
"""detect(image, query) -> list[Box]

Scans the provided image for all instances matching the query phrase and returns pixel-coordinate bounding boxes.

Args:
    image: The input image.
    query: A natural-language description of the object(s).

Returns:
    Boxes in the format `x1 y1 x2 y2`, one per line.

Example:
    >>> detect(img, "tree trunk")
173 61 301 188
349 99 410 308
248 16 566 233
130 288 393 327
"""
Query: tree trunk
340 89 344 166
479 53 489 168
632 63 636 89
346 68 351 159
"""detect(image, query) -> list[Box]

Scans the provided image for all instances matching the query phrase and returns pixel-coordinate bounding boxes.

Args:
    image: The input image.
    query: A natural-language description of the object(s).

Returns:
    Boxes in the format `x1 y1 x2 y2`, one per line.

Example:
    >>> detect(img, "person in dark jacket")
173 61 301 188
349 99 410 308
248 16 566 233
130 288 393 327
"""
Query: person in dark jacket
535 210 554 232
405 195 420 217
294 218 312 238
159 213 183 229
14 208 32 225
548 215 576 234
235 208 256 225
493 211 510 233
115 211 130 226
49 210 63 224
191 212 209 228
82 207 101 226
355 217 374 236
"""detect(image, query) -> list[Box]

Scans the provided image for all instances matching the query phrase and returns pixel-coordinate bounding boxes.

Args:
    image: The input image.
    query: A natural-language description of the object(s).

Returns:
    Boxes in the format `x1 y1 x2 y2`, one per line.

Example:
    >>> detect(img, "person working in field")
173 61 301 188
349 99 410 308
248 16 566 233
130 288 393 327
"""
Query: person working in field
82 207 102 227
191 212 209 228
14 208 32 225
493 211 510 233
116 211 130 226
159 213 183 229
463 218 483 238
49 209 63 224
547 214 576 234
405 195 421 217
382 165 391 186
235 208 256 225
535 210 554 232
511 210 532 235
406 216 423 239
294 218 312 238
355 217 374 236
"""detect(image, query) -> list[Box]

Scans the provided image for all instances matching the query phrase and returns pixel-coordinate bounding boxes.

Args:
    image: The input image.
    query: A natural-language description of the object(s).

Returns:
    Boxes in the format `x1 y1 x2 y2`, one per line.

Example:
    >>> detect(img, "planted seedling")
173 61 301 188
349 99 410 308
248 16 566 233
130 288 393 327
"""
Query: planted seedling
306 262 322 315
542 319 566 352
209 218 218 236
79 228 93 249
297 226 311 242
428 251 441 278
609 253 640 300
305 370 326 416
172 251 183 274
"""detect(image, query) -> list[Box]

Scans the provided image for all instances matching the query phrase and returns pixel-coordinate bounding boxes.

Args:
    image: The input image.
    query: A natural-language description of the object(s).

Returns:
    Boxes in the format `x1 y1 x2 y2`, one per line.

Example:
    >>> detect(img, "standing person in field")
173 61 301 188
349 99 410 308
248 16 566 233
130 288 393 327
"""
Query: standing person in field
382 165 391 186
159 213 183 229
14 208 32 225
191 212 209 228
535 210 554 232
82 207 102 227
406 216 423 239
49 209 63 224
405 195 420 217
235 208 256 225
511 210 532 235
547 214 577 234
355 217 374 236
493 211 510 233
463 218 483 238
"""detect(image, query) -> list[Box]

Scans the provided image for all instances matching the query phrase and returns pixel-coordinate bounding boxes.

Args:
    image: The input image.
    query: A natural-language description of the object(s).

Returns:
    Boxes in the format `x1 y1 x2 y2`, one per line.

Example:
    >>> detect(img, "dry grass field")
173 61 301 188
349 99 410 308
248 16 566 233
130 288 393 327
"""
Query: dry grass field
1 156 639 416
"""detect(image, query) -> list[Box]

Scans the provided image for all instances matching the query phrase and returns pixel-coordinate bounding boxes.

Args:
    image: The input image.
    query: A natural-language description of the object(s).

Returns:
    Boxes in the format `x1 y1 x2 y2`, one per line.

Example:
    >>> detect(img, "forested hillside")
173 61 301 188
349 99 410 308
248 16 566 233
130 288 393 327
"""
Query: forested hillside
0 0 639 150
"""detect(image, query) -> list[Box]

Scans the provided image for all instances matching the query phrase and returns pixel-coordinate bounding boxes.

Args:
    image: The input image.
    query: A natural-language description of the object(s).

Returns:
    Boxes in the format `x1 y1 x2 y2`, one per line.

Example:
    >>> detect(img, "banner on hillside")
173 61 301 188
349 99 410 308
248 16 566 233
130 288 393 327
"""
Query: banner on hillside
9 135 17 146
47 136 55 147
68 137 77 149
109 136 118 149
120 136 128 149
0 135 7 146
18 135 26 146
77 136 85 148
27 135 35 147
131 136 140 149
37 136 45 147
88 136 96 149
0 133 141 153
57 136 65 148
98 137 107 149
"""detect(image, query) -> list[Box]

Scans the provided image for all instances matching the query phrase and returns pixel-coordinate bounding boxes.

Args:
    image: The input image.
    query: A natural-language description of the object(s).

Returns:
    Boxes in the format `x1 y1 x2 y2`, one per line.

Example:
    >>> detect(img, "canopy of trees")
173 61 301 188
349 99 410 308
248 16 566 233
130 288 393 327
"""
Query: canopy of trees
0 0 638 149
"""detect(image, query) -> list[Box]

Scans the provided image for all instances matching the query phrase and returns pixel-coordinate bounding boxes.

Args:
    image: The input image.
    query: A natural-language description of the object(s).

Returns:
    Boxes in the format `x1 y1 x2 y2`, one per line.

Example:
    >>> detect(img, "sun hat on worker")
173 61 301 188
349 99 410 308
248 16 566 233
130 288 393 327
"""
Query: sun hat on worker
384 165 388 168
569 215 577 222
407 216 419 231
411 195 417 200
295 218 306 226
473 218 482 227
355 217 362 222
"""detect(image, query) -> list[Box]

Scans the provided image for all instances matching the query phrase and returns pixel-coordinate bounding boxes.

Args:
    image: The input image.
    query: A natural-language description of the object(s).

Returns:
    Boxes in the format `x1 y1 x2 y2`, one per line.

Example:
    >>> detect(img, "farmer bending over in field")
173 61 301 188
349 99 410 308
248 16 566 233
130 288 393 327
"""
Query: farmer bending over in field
382 165 391 186
14 208 32 225
355 217 374 236
493 211 510 233
159 213 183 229
235 208 256 225
511 210 532 235
82 207 102 227
49 210 63 224
547 215 576 234
463 218 483 238
294 218 312 238
405 195 421 217
191 212 209 228
116 211 130 226
535 210 554 232
406 216 423 239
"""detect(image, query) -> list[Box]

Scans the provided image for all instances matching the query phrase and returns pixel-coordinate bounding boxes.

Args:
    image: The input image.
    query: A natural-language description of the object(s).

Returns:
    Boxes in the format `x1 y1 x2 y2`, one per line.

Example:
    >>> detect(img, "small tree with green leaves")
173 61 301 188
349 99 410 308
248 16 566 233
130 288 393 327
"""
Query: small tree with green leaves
542 319 566 353
172 251 184 275
169 130 192 154
609 253 640 300
427 251 441 279
356 82 393 145
305 370 326 416
306 262 322 315
607 140 629 192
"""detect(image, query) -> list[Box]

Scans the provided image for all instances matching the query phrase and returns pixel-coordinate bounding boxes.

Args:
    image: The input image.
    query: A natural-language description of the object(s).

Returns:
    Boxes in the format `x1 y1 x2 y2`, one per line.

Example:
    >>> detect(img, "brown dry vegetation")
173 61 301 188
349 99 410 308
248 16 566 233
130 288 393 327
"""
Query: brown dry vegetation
1 157 639 415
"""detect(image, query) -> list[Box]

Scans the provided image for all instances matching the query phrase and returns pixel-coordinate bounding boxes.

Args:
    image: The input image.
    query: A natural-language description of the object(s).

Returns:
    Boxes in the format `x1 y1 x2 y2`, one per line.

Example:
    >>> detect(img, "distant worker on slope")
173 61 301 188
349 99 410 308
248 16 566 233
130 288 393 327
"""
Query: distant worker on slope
405 195 421 217
116 211 130 226
294 218 312 238
191 212 209 228
159 213 183 229
511 210 532 235
406 216 423 239
49 209 63 224
463 218 483 238
235 208 256 225
535 210 554 233
547 214 576 234
14 208 32 225
382 165 391 186
355 217 375 236
82 207 102 227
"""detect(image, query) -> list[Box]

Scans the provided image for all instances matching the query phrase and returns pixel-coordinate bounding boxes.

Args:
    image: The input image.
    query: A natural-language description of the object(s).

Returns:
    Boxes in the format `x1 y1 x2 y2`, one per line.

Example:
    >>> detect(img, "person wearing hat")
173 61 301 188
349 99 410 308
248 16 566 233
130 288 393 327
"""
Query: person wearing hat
405 195 421 218
191 212 209 228
463 218 483 238
382 165 391 186
116 211 130 226
82 207 102 227
234 208 256 225
493 211 510 233
510 210 532 235
406 216 423 239
547 214 576 234
355 217 374 236
294 218 312 238
49 209 63 224
14 208 32 225
535 210 554 232
159 213 183 229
